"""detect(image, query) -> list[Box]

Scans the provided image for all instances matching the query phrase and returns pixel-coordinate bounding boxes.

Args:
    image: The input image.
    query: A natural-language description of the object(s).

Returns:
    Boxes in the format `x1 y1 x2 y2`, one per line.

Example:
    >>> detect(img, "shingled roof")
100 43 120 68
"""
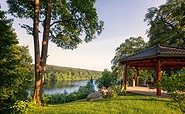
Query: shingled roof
120 44 185 62
120 44 185 69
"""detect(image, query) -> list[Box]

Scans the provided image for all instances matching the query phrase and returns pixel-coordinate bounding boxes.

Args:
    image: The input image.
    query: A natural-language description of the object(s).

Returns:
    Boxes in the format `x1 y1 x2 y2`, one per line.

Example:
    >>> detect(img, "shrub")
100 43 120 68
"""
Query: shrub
111 85 125 96
160 68 185 113
43 82 90 104
96 69 114 88
76 83 90 99
59 92 68 104
11 100 37 113
44 93 68 104
66 93 77 102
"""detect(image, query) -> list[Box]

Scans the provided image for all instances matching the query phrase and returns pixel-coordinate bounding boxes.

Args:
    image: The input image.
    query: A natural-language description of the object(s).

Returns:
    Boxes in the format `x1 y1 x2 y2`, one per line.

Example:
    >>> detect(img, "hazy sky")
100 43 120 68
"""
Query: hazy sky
1 0 166 71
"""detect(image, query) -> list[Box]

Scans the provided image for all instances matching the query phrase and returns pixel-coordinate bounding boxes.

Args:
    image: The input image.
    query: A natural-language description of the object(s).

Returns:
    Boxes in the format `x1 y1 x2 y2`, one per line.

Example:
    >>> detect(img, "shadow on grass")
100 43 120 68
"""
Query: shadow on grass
105 93 181 111
108 97 170 103
44 93 181 112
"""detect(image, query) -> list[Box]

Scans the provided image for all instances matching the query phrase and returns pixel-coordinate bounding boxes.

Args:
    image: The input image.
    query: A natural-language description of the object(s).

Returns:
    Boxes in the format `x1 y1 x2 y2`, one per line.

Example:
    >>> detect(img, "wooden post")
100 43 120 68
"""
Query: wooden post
135 67 139 86
124 63 128 90
156 59 161 96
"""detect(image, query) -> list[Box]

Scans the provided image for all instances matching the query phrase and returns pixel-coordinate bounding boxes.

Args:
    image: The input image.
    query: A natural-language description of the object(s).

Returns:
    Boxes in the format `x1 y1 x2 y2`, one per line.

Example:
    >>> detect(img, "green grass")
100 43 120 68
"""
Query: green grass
30 95 183 114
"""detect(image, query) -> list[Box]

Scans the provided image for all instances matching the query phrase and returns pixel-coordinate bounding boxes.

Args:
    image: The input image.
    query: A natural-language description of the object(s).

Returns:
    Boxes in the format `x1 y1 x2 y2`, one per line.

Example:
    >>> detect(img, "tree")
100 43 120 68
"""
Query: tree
144 0 185 47
0 8 33 113
95 69 114 88
111 37 146 80
7 0 104 105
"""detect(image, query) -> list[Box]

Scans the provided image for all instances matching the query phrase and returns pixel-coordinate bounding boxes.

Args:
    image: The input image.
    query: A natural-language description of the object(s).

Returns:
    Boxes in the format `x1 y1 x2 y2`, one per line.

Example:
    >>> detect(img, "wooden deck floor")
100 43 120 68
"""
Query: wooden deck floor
126 86 170 98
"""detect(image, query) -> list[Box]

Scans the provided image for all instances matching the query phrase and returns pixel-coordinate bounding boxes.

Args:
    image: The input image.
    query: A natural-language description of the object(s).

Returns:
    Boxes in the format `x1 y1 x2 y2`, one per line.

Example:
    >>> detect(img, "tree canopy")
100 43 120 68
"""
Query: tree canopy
6 0 104 105
111 37 146 80
95 69 114 88
31 65 102 81
7 0 104 49
144 0 185 47
0 8 33 113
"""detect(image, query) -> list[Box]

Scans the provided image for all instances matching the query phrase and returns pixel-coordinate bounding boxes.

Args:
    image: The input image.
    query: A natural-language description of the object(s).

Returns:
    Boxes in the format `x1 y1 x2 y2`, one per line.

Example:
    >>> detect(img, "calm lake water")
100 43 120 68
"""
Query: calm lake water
43 80 90 95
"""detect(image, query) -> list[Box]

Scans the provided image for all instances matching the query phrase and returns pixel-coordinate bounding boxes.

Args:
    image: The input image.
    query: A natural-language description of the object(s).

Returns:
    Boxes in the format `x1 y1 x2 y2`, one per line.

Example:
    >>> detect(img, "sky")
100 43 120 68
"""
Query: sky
1 0 166 71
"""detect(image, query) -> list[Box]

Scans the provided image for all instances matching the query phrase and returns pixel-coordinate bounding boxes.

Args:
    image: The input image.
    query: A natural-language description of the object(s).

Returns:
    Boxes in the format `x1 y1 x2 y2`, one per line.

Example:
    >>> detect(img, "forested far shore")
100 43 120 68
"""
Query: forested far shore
31 65 102 81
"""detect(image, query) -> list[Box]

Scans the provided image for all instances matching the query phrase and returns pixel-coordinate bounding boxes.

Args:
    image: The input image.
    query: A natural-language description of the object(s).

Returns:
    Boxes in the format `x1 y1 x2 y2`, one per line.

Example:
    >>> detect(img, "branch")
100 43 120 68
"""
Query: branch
50 19 72 27
164 20 175 30
49 30 56 38
159 12 175 30
162 18 184 41
20 24 33 35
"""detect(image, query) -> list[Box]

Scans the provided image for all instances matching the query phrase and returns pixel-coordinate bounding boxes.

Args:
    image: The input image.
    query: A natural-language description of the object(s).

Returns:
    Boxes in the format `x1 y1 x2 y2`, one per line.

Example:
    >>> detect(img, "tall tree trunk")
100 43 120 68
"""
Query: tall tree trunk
33 0 42 106
40 0 52 105
33 0 52 106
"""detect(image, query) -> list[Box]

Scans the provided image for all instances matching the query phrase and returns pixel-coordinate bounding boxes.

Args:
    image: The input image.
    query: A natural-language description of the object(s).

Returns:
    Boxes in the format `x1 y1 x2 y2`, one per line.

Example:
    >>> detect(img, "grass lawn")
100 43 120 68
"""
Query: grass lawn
30 94 183 114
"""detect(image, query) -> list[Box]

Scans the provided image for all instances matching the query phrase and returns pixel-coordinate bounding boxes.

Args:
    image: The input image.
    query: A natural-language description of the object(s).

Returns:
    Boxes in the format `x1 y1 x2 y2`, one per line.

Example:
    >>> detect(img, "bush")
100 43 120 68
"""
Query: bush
66 93 77 102
99 85 125 98
160 68 185 113
174 93 185 112
43 82 90 104
44 92 68 104
111 85 125 96
96 69 114 88
11 100 37 113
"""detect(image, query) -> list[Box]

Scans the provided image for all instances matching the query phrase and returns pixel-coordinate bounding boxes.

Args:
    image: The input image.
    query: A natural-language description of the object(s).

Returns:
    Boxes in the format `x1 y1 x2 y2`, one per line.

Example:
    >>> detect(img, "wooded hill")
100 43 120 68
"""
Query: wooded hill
32 65 102 81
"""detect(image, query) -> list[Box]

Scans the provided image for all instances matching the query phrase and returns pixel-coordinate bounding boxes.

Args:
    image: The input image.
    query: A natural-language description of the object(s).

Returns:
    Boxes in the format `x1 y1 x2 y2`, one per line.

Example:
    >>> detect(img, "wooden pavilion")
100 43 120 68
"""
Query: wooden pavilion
120 44 185 96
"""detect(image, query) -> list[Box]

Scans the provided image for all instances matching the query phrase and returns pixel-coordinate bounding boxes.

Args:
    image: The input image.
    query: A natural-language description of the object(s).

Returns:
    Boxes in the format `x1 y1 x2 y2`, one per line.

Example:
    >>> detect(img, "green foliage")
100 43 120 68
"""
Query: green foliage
111 37 156 86
44 92 68 104
96 69 114 88
160 69 185 93
113 37 146 57
0 8 33 113
11 100 38 113
7 0 104 50
29 95 182 114
31 65 102 81
66 93 77 102
111 37 147 82
160 68 185 113
0 9 17 48
7 0 104 104
174 96 185 113
111 85 125 97
76 82 90 99
144 0 185 47
0 45 33 112
43 82 90 104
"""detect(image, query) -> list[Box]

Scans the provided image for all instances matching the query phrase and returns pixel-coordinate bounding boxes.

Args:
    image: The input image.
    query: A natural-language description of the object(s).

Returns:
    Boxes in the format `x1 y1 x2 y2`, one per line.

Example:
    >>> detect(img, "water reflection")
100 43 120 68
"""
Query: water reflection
43 80 88 95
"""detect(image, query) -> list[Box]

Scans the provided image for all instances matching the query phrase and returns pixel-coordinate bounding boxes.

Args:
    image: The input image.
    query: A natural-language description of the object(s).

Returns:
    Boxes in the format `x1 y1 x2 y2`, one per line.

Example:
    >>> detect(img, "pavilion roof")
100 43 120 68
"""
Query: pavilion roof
120 44 185 69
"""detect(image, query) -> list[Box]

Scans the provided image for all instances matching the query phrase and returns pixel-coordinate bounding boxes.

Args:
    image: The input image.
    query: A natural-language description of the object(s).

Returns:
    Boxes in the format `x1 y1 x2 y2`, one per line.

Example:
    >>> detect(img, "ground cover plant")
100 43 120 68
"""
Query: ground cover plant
29 94 183 114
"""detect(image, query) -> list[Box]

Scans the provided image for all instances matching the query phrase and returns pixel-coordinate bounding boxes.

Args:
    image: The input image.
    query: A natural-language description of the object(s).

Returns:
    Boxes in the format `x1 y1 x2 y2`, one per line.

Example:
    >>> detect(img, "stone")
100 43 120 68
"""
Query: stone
86 91 103 101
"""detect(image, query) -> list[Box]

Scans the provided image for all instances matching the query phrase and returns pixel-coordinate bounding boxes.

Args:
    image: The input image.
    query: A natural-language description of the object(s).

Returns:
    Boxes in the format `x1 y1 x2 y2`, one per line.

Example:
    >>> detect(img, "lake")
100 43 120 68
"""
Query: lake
43 80 97 95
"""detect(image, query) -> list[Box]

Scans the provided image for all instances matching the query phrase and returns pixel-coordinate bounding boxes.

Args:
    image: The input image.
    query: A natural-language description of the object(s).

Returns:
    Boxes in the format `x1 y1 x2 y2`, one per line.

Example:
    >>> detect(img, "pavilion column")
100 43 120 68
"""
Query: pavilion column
135 67 139 86
124 63 128 90
156 59 161 96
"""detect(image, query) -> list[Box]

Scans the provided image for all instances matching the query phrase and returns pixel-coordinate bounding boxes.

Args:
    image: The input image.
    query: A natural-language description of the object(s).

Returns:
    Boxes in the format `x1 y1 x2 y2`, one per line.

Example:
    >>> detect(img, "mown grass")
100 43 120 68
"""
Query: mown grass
30 94 183 114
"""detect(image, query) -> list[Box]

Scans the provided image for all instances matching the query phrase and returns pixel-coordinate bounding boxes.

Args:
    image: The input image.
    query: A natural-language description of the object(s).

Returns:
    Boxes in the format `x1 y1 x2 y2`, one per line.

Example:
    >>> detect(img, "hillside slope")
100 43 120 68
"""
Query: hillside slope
31 65 102 81
31 95 182 114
